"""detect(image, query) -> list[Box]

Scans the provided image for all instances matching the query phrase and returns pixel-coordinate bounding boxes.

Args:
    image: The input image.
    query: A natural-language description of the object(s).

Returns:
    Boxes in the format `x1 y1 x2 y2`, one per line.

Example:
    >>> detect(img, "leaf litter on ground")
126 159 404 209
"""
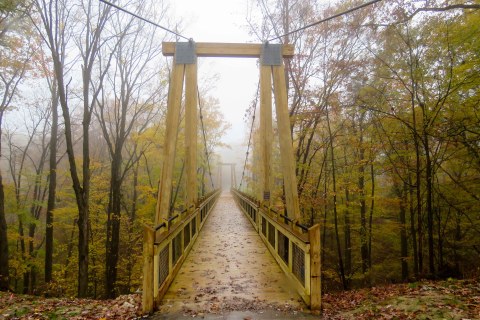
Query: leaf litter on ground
0 292 143 319
0 278 479 319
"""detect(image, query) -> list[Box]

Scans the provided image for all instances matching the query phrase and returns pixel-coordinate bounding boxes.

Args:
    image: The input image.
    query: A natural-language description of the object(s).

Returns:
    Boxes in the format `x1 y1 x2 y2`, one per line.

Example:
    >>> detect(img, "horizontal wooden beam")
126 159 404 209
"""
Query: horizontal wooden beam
162 42 294 58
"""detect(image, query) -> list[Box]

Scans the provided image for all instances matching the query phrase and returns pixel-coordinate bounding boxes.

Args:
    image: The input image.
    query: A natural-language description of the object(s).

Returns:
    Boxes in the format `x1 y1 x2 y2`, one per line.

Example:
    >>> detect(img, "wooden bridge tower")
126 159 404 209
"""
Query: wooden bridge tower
218 162 237 189
156 41 300 225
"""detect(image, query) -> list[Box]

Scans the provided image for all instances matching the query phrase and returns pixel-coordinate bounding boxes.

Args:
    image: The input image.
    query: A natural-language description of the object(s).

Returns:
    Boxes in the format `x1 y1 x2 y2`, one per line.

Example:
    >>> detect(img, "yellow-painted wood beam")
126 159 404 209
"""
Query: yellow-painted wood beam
185 63 198 209
155 64 185 228
272 64 301 221
162 42 294 58
259 65 273 204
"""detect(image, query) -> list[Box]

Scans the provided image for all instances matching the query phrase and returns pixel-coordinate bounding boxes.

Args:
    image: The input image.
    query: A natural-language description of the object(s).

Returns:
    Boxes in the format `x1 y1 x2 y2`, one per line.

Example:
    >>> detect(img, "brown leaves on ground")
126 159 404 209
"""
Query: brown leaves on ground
1 279 479 319
322 278 480 320
0 292 143 319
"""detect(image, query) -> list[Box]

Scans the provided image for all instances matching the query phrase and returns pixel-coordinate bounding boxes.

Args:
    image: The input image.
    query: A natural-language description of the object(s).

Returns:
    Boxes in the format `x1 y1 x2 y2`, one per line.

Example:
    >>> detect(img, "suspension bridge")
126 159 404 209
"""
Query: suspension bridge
141 42 321 315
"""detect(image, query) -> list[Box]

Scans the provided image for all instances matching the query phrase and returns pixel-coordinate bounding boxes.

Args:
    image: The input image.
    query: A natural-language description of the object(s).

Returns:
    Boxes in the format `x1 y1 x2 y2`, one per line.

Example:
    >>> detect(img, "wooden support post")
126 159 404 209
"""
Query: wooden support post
272 65 301 220
231 164 236 189
155 64 185 230
218 165 222 190
259 65 273 206
185 63 198 211
142 226 155 314
309 224 321 310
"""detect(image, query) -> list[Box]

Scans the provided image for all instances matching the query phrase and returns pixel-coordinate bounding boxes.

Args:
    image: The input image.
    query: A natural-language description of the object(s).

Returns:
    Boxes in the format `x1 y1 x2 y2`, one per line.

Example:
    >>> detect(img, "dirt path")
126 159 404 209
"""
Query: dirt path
155 192 307 318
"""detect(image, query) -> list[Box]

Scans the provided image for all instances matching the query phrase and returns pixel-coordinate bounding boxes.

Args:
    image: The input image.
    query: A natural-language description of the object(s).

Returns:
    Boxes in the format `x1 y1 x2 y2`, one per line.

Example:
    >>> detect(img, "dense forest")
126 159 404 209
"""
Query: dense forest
0 0 479 301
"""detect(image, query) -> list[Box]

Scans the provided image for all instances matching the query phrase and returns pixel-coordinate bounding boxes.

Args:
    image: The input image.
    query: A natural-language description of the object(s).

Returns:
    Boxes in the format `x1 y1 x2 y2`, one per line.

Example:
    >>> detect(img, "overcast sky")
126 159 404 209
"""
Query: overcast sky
167 0 260 187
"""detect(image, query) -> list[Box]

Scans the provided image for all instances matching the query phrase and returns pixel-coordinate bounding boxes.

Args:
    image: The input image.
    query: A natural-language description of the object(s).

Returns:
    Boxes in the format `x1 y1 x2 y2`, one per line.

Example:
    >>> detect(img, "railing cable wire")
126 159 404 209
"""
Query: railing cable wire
197 89 216 191
239 82 260 191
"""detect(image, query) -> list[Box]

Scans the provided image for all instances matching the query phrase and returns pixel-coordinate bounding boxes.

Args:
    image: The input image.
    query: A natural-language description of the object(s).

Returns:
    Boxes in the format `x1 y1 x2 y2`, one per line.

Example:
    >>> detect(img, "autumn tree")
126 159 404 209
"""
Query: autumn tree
0 3 33 290
95 0 165 297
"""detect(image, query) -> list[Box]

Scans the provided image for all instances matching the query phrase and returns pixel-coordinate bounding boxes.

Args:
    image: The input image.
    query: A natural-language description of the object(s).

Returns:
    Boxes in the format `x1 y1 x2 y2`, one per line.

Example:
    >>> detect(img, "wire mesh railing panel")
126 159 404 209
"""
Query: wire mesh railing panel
268 222 275 248
261 216 267 237
172 232 182 267
277 231 289 264
192 216 197 236
158 245 169 287
292 242 305 286
184 223 191 248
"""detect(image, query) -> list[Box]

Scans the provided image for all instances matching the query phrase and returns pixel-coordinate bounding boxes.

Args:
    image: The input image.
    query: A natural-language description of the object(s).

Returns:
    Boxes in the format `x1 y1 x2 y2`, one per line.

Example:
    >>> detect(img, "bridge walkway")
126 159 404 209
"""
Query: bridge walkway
156 192 305 316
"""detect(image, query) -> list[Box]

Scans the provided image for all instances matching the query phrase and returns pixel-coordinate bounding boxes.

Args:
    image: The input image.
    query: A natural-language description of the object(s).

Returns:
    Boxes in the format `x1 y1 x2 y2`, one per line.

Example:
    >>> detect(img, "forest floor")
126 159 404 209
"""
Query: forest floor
0 278 479 319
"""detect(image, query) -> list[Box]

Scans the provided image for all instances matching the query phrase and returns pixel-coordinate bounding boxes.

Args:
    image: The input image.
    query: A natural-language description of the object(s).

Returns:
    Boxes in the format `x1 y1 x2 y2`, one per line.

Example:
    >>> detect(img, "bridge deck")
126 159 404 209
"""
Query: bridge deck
157 192 304 315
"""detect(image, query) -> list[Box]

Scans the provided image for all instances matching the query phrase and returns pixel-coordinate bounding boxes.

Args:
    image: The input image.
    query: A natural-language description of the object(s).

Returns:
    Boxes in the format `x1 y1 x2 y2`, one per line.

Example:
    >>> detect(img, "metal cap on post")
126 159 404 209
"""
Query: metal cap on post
175 41 197 65
261 42 282 66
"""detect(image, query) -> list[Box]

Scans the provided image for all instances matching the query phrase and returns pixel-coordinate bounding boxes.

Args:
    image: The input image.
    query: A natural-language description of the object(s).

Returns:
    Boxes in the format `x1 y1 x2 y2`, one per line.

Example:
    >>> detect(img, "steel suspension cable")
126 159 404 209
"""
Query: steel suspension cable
267 0 382 42
197 90 216 191
239 82 260 191
99 0 190 41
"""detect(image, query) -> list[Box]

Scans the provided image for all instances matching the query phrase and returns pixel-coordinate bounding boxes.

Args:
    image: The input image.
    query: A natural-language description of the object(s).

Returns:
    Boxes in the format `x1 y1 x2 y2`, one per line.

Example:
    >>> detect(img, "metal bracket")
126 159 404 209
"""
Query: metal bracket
261 42 282 66
175 41 197 64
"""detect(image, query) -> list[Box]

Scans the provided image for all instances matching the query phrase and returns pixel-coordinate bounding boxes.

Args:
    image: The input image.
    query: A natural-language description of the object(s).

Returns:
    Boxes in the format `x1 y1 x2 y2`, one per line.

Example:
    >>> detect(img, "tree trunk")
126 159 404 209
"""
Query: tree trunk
105 154 122 298
412 110 423 276
126 163 139 291
358 124 368 274
437 207 443 271
344 187 351 282
18 219 27 293
27 223 37 293
0 113 9 291
45 86 58 284
368 163 375 271
406 30 423 276
326 106 347 289
400 183 409 281
321 176 328 285
424 132 435 277
408 172 419 278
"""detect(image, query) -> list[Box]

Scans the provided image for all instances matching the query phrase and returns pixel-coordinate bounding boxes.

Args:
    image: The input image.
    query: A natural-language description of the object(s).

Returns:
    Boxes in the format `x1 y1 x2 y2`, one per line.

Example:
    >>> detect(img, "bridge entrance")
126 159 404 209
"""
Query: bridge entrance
142 42 320 314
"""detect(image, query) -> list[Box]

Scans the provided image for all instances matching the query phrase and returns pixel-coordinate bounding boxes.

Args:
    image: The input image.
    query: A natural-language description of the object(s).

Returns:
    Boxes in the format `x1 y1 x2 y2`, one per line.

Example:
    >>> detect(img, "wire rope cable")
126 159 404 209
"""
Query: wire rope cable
268 0 382 42
197 89 216 191
99 0 190 41
238 82 260 191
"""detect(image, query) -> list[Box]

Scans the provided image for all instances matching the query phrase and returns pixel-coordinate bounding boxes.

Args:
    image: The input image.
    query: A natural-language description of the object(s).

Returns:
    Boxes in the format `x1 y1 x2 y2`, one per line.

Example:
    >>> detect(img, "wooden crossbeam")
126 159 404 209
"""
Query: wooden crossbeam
162 42 294 58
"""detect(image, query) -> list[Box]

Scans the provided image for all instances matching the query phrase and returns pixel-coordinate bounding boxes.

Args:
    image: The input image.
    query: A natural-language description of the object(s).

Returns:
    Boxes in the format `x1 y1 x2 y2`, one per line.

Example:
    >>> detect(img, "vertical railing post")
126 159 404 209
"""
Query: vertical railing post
309 224 321 310
142 226 155 314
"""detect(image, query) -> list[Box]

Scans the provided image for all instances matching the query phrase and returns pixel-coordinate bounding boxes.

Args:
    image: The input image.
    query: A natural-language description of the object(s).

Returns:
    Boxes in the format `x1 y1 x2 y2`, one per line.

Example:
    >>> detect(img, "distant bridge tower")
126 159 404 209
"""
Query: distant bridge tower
218 162 237 190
